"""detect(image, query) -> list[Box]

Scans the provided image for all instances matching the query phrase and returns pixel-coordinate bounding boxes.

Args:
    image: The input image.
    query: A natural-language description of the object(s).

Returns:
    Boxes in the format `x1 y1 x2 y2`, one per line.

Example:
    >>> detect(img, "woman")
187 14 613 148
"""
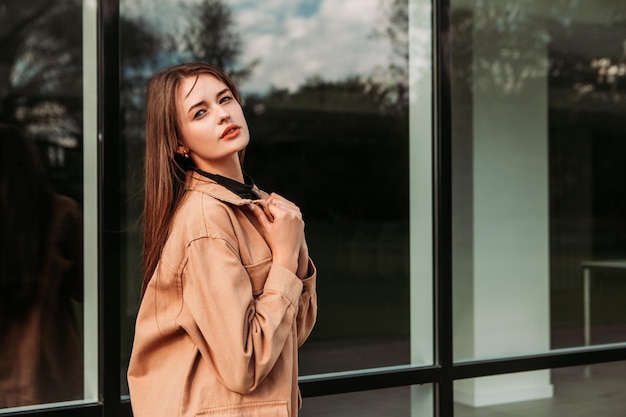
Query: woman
127 62 317 417
0 124 83 407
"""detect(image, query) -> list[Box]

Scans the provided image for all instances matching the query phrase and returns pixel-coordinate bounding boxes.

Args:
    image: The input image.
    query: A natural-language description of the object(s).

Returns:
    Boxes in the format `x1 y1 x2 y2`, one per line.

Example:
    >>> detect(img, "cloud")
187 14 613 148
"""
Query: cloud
122 0 396 95
232 0 393 94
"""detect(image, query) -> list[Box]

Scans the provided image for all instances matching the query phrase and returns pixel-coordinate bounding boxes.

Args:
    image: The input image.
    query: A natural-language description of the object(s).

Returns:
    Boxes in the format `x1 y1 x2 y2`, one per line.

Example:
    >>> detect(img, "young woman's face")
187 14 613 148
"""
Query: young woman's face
176 73 249 176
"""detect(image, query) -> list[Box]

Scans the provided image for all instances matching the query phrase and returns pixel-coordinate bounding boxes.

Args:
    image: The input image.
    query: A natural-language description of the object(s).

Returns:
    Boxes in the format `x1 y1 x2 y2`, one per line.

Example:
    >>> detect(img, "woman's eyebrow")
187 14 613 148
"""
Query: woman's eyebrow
187 100 206 114
216 88 230 98
186 89 231 114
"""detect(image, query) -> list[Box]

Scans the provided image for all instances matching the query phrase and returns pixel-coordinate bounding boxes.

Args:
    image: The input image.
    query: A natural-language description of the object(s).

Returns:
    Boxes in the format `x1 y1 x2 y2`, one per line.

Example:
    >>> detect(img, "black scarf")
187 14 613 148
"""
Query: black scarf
193 168 260 200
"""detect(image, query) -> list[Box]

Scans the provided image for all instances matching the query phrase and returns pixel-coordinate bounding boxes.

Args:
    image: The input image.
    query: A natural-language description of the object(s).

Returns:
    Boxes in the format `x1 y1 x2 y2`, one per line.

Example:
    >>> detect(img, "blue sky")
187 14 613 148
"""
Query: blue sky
295 0 321 17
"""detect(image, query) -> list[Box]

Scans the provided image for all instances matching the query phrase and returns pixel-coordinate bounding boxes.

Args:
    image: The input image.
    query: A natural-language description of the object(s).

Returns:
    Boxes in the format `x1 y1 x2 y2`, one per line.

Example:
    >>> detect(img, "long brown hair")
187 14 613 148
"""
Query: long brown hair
141 62 243 296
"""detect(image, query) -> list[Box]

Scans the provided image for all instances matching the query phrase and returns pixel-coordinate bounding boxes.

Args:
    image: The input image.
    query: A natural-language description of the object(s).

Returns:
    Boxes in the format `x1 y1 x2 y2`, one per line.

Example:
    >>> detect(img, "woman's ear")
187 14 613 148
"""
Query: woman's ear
177 145 189 158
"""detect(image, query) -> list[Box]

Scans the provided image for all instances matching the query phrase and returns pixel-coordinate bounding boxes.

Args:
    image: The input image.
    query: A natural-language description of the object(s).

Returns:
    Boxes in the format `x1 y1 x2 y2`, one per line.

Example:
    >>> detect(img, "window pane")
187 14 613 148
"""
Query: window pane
300 385 433 417
450 0 626 371
454 362 626 415
120 0 431 395
0 0 97 409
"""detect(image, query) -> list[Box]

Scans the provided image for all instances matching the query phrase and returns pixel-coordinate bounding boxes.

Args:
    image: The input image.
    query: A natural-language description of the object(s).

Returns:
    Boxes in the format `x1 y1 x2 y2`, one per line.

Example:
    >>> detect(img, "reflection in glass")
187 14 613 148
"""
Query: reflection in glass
0 125 83 408
0 0 85 409
450 0 626 406
451 0 626 357
455 363 626 417
120 0 414 391
300 385 431 417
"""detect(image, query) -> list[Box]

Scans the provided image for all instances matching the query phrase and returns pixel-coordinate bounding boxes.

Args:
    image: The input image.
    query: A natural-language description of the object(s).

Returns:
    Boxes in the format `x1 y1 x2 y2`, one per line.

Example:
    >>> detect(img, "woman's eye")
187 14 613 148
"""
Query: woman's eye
193 109 206 119
219 96 232 104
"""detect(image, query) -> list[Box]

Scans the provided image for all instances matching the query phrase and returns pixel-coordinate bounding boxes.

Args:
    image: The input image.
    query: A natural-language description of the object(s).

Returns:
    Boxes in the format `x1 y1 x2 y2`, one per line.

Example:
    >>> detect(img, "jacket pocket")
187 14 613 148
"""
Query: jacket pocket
244 258 272 297
195 400 289 416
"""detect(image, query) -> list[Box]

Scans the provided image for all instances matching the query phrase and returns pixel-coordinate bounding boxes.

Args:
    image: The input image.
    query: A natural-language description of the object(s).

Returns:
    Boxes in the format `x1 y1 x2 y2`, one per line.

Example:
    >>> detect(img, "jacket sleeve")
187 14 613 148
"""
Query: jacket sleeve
180 235 303 395
295 259 317 347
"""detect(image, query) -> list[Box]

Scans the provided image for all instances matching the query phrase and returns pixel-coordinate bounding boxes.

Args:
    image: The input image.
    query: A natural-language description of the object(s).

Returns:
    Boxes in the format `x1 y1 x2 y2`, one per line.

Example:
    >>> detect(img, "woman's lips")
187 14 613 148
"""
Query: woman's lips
221 124 240 139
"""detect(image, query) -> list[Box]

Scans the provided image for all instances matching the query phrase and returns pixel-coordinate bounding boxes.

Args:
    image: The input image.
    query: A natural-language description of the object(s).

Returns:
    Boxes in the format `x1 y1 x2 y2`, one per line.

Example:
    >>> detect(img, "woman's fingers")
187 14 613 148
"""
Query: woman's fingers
266 193 299 210
265 193 302 221
248 200 302 234
248 203 272 229
249 194 305 274
252 200 274 221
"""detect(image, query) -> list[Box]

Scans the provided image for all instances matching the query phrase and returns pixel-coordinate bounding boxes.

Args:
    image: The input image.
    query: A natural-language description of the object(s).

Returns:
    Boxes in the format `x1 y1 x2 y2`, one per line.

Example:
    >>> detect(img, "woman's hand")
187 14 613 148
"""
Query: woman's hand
248 193 304 275
296 237 310 280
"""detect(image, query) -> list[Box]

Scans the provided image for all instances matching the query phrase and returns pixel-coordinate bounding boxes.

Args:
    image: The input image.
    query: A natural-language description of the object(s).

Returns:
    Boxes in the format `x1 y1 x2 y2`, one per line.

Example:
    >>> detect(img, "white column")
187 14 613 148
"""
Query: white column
452 4 553 407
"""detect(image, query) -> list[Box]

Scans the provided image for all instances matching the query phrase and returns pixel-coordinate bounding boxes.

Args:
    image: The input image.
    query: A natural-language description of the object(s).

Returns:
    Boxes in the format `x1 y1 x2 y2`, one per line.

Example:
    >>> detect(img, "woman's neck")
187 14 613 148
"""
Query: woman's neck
193 157 243 183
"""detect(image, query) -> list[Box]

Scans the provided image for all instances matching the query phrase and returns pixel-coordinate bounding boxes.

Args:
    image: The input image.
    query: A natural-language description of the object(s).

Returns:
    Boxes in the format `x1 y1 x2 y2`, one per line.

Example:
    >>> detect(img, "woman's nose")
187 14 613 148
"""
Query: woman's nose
217 107 230 123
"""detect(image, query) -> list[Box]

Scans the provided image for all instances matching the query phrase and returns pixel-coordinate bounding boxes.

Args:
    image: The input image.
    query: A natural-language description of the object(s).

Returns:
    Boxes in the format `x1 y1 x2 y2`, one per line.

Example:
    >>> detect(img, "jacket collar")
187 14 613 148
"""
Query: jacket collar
185 170 262 206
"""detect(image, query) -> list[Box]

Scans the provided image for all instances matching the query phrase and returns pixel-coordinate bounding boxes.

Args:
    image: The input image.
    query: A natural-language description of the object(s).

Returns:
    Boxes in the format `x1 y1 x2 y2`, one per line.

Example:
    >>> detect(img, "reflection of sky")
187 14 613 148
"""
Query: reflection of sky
231 0 392 94
125 0 393 95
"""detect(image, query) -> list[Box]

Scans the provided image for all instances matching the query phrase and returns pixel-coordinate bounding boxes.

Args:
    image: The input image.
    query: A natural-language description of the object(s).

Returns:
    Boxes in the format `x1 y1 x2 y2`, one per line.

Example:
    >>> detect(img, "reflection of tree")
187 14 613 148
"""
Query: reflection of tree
451 0 626 103
0 0 81 122
0 0 83 199
451 1 553 96
120 0 259 139
120 16 164 141
370 0 409 114
0 0 164 201
549 19 626 108
177 0 258 84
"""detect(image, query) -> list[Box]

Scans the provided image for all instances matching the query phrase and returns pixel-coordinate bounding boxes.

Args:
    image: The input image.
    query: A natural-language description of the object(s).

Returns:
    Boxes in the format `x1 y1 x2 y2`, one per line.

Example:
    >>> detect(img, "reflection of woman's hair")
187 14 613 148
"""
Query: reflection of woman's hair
0 124 55 325
142 62 243 296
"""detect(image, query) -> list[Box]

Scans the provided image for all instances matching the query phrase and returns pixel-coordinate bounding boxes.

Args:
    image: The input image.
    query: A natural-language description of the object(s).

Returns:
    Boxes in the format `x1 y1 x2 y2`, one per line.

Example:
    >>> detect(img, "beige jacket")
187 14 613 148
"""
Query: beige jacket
128 171 317 417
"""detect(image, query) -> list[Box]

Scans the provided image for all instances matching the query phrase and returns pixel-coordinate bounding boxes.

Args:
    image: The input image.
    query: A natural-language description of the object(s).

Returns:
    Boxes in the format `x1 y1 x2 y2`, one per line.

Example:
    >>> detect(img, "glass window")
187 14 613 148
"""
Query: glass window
0 0 98 411
450 0 626 379
300 385 432 417
119 0 432 396
454 362 626 415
